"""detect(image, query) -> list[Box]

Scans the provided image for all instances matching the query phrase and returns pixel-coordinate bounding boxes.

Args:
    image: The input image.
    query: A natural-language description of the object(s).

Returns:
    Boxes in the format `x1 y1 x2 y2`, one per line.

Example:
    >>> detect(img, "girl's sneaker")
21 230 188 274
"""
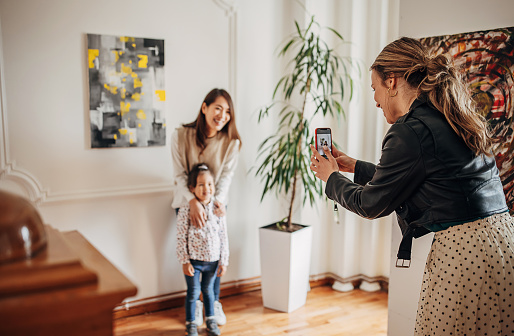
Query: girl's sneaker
214 300 226 325
185 322 198 336
194 300 203 326
206 317 221 336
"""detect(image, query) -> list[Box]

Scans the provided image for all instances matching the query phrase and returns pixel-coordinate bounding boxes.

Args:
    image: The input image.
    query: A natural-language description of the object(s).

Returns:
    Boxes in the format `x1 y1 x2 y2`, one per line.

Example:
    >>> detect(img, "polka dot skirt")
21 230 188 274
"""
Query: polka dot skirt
415 212 514 336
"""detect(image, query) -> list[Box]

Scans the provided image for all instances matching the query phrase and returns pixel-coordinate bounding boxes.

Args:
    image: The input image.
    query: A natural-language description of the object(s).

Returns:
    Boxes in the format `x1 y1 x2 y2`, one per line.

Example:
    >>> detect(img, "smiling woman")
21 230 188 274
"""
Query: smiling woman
170 88 242 329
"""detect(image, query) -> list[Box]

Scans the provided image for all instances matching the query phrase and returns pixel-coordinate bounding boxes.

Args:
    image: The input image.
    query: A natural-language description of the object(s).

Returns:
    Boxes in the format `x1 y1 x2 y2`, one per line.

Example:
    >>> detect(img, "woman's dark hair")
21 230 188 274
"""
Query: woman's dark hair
187 163 212 188
370 37 493 156
183 88 242 151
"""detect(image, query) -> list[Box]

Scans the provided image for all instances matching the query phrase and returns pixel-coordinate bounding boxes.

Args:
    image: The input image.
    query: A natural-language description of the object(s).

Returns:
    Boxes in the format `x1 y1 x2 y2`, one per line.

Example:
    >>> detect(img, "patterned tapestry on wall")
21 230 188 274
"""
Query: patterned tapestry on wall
87 34 166 148
419 27 514 213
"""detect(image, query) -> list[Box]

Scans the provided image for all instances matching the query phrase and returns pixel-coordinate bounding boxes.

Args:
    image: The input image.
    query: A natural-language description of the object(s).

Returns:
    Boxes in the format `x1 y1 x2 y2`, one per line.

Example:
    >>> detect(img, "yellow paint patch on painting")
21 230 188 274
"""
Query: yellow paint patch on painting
131 72 138 78
121 88 126 99
132 43 136 48
134 77 143 89
136 109 147 120
132 93 141 101
114 134 117 140
129 132 134 144
88 49 99 68
138 123 141 128
120 36 135 43
111 50 120 63
120 101 131 116
103 83 118 94
119 129 128 135
163 123 166 127
137 55 148 68
121 63 132 74
155 90 165 101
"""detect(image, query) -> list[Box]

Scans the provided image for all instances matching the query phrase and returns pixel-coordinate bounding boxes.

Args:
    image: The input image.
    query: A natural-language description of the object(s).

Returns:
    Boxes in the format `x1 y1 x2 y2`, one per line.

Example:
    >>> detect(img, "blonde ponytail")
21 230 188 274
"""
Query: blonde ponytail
371 37 493 156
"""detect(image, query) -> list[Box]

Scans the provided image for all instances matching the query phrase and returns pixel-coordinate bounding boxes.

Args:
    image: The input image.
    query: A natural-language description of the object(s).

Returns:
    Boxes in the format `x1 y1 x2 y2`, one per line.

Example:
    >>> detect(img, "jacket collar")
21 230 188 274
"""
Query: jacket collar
395 94 429 123
409 94 429 111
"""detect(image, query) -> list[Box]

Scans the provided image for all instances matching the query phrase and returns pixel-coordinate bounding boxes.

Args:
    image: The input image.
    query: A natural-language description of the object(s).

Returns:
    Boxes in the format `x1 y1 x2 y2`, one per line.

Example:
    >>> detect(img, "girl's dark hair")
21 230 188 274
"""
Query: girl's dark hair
183 88 242 151
370 37 493 156
187 163 212 188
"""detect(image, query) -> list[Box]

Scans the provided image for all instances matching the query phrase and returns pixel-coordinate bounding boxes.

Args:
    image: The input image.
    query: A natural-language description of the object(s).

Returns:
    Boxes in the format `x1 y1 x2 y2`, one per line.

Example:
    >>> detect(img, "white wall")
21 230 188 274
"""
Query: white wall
0 0 234 300
388 1 514 335
0 0 395 304
0 0 329 301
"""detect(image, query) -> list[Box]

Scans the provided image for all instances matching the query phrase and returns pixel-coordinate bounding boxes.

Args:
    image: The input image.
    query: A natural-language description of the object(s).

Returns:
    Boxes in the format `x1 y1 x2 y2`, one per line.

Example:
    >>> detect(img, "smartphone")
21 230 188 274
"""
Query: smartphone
315 128 332 159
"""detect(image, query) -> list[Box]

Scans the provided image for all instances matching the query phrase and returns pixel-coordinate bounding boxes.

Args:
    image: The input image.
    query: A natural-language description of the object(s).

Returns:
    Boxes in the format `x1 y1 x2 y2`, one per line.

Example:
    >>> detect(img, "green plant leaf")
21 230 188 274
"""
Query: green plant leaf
295 21 302 38
280 38 296 57
253 15 359 225
327 27 344 41
272 77 286 99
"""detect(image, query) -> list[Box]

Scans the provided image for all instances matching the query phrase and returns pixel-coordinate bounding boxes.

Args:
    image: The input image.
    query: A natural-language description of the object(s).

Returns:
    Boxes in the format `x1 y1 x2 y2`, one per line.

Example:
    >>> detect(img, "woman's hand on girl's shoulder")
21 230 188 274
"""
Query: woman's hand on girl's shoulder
213 201 226 217
189 198 207 228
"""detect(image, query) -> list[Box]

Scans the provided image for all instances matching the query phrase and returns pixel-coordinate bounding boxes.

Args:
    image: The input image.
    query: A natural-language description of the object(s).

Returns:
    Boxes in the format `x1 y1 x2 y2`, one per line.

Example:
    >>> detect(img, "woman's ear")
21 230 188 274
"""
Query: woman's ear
201 102 207 115
189 185 195 193
388 76 398 90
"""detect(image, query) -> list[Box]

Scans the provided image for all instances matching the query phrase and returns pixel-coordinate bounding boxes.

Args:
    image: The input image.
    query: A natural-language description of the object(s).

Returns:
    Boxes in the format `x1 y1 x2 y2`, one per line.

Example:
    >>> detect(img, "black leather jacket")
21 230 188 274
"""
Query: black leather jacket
325 96 508 262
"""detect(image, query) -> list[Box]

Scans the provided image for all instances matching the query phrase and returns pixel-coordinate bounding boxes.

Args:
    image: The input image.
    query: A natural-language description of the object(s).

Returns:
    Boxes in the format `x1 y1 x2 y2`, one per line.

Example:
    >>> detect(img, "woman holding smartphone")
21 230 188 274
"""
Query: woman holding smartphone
310 37 514 334
171 88 241 327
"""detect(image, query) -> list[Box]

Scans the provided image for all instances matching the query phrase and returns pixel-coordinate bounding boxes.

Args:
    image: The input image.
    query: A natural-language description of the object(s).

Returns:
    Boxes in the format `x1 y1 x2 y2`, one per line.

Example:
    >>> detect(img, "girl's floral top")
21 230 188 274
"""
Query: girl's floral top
176 201 229 266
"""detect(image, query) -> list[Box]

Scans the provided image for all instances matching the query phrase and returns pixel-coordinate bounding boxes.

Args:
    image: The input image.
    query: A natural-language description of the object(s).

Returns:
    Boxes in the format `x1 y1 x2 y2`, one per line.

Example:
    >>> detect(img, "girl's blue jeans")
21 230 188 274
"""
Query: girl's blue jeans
175 208 222 302
185 260 219 322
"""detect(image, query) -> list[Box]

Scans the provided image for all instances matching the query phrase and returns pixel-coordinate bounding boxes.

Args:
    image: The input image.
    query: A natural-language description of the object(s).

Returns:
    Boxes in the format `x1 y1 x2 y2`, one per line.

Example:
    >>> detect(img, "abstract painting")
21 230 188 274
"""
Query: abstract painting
420 27 514 212
87 34 166 148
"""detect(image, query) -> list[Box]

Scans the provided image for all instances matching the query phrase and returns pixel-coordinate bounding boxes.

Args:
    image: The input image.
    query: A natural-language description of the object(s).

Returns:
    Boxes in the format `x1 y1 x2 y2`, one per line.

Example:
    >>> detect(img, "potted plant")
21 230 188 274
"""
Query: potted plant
255 16 358 312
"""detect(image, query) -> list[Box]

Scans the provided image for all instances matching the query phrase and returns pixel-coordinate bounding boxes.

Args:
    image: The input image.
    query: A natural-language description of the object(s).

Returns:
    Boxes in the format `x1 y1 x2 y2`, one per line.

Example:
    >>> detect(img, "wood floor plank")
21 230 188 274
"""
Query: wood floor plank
114 286 388 336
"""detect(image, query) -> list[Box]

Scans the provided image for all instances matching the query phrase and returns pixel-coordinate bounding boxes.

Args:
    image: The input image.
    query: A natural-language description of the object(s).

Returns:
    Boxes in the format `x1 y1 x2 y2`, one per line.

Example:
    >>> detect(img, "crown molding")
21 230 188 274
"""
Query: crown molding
212 0 238 99
0 3 238 205
212 0 237 16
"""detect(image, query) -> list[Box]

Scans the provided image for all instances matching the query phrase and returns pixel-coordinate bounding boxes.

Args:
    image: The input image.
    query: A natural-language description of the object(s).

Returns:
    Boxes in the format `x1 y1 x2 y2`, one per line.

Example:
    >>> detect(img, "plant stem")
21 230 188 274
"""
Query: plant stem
286 76 311 230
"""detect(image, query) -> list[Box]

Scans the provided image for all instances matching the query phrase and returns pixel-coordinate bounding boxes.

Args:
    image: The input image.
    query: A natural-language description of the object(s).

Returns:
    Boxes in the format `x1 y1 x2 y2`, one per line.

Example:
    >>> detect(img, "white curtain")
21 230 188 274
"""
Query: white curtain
300 0 400 285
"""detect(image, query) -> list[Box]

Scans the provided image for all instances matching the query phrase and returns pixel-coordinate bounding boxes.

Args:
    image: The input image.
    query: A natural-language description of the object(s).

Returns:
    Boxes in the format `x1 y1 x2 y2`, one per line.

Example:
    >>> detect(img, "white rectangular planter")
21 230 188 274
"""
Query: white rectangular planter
259 224 313 313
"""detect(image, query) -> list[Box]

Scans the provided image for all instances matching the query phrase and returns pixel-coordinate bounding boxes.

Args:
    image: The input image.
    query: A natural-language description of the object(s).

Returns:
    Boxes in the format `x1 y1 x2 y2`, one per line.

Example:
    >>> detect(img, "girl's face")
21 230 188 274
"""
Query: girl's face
202 96 231 137
371 70 401 124
190 172 215 204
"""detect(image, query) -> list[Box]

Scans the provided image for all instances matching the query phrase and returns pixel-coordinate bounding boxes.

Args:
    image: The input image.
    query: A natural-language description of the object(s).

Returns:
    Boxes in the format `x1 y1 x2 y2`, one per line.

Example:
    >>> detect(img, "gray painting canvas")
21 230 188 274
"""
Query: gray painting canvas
87 34 165 148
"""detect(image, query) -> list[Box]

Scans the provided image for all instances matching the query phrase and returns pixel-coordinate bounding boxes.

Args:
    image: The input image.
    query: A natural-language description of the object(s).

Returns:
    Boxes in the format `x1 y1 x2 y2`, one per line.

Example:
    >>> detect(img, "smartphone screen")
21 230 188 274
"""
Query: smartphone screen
315 128 332 158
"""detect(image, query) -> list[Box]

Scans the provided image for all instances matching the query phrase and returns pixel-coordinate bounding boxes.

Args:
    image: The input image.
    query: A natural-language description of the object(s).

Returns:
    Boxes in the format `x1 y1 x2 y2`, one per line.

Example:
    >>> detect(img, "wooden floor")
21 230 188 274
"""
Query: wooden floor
114 286 388 336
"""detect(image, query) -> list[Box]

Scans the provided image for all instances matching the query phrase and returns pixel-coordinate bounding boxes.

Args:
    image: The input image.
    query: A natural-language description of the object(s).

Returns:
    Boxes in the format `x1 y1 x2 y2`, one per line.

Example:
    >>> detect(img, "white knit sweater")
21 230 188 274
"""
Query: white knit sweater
170 126 240 209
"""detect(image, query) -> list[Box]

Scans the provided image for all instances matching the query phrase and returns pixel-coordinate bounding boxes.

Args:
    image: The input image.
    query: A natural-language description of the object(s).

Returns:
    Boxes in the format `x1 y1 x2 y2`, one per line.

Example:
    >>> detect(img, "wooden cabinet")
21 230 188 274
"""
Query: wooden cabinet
0 225 137 336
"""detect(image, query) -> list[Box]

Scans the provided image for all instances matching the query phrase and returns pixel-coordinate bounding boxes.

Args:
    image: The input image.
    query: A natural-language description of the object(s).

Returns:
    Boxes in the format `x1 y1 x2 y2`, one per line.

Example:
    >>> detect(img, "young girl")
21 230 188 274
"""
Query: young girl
176 163 229 336
171 88 241 326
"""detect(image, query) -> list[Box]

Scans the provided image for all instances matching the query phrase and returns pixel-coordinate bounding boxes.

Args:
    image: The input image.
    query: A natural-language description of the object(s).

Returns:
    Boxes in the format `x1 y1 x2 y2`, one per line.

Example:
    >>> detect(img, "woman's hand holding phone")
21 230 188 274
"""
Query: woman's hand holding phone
331 145 357 174
309 144 339 182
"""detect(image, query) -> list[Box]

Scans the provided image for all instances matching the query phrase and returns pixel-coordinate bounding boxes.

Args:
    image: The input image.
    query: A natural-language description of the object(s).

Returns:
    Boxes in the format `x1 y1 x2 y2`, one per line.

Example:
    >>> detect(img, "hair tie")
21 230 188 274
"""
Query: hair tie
198 164 209 170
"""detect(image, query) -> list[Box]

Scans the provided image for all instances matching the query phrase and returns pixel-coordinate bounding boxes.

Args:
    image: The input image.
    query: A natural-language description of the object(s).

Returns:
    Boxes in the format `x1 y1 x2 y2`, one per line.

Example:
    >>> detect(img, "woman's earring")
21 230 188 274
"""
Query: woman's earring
387 87 398 97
